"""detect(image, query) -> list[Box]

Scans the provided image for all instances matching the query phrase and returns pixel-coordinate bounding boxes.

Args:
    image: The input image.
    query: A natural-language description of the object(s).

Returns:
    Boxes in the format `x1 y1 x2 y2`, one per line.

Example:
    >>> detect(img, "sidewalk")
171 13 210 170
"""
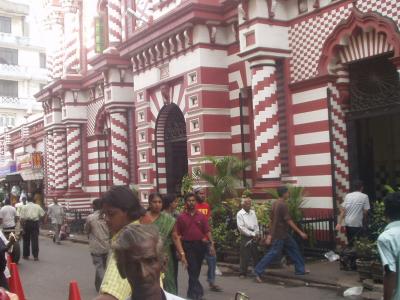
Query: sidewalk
39 229 382 300
218 259 383 300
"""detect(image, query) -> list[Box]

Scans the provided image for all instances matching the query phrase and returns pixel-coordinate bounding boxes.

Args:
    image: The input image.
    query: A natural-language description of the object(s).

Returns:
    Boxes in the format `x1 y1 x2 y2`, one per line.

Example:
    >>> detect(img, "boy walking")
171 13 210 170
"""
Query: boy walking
254 186 308 282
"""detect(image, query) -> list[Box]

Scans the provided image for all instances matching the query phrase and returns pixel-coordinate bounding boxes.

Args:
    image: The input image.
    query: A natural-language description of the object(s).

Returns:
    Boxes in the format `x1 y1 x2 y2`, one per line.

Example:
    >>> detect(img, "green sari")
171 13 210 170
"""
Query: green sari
153 212 177 294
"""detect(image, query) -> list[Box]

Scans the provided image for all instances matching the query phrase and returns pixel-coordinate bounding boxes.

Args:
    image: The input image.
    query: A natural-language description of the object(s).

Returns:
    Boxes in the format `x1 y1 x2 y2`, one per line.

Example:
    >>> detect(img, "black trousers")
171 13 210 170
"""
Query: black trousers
239 235 259 276
23 220 40 258
183 240 207 300
345 226 363 247
0 272 8 290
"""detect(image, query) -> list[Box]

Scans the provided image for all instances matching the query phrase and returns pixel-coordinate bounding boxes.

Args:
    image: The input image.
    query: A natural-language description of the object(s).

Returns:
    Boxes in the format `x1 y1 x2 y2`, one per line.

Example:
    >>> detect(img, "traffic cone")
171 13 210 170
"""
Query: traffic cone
68 281 81 300
9 263 25 300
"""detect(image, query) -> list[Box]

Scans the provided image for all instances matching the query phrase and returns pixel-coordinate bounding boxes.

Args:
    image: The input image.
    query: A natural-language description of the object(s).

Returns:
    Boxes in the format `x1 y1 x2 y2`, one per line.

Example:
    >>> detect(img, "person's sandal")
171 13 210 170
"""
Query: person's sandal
209 284 222 292
255 276 263 283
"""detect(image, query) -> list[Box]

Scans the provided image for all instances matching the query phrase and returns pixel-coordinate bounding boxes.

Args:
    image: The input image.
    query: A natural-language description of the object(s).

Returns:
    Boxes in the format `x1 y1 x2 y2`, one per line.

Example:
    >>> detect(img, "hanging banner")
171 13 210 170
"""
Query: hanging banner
0 161 16 177
31 152 43 169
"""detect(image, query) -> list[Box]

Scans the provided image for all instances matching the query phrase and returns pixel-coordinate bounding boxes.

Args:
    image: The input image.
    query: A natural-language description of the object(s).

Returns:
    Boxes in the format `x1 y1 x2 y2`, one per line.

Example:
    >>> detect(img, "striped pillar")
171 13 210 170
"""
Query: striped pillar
50 12 64 78
62 3 80 74
46 130 55 191
67 125 83 189
107 0 122 46
109 109 129 185
53 128 68 190
251 60 281 179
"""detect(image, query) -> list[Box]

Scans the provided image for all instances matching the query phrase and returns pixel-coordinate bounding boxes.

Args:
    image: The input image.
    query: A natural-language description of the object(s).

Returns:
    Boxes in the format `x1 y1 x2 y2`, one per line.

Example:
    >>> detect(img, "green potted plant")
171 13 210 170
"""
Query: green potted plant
196 155 250 208
355 237 377 281
369 199 387 283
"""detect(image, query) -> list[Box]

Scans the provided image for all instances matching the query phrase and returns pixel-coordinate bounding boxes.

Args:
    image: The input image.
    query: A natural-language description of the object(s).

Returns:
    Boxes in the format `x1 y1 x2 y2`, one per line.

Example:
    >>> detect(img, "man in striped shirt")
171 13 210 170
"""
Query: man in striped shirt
336 180 370 247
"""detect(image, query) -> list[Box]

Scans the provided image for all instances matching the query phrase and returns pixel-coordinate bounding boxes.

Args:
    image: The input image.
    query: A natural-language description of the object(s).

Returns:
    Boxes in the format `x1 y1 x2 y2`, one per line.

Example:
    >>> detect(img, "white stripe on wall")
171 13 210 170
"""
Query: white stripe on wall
296 175 332 187
294 131 330 146
293 109 328 125
295 153 331 167
292 87 327 105
302 197 333 209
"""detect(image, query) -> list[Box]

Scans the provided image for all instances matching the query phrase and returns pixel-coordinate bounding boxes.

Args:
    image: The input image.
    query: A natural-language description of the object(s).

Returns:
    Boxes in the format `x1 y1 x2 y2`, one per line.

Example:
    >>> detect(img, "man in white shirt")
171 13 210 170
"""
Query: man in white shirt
0 198 18 231
336 180 370 247
46 198 64 244
236 197 259 278
20 197 45 261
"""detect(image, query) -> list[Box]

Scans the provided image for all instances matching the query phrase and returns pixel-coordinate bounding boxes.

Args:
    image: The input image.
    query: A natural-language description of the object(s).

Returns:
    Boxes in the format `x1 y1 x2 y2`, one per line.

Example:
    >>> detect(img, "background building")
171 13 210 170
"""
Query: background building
0 0 397 222
0 0 47 203
0 0 46 134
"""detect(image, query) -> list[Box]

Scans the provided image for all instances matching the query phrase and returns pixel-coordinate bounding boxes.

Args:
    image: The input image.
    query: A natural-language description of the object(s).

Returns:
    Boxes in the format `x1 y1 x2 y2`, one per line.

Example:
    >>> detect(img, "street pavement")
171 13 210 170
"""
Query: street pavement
17 235 345 300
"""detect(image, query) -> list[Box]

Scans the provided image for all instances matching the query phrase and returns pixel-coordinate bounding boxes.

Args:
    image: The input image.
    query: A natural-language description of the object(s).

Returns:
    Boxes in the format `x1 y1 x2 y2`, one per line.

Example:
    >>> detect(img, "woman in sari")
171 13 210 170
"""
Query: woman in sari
140 193 185 295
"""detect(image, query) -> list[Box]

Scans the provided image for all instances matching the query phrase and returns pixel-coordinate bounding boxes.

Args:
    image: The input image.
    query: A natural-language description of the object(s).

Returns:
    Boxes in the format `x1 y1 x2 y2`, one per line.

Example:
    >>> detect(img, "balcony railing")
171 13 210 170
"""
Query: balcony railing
0 64 48 81
0 33 44 50
0 96 42 110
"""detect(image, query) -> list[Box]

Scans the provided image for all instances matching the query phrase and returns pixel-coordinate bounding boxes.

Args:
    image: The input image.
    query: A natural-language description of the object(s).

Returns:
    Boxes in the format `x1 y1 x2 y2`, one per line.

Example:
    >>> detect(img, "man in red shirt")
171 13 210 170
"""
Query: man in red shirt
194 188 222 292
176 193 215 300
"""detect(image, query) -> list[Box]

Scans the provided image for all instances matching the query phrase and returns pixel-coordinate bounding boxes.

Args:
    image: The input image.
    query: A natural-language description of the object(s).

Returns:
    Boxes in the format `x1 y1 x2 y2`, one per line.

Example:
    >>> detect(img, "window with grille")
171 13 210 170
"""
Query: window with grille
0 80 18 97
95 17 106 53
0 16 11 33
0 48 18 65
39 53 46 68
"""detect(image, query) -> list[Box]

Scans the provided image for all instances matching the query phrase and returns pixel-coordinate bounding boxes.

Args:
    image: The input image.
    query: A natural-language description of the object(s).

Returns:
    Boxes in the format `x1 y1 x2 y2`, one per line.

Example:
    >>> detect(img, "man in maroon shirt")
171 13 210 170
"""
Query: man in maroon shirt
176 193 216 300
194 187 222 292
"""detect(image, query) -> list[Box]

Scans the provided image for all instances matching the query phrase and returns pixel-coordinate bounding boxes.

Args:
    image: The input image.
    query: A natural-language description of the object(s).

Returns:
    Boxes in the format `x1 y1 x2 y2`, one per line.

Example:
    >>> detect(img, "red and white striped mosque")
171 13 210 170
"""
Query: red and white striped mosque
0 0 399 216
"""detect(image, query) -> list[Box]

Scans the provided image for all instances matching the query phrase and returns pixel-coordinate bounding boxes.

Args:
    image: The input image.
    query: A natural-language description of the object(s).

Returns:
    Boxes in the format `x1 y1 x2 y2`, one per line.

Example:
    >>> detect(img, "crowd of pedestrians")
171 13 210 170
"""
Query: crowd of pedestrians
0 180 398 300
83 183 398 300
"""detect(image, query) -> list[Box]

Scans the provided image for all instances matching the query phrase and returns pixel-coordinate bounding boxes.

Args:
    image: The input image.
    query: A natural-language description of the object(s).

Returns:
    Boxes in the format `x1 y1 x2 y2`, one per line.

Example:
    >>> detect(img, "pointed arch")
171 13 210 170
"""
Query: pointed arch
154 103 187 193
318 8 400 75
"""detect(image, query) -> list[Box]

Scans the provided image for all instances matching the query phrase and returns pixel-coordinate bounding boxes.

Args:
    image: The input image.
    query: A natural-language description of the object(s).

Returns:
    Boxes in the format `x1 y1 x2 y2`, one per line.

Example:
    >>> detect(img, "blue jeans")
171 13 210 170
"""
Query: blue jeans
254 235 305 276
205 244 216 284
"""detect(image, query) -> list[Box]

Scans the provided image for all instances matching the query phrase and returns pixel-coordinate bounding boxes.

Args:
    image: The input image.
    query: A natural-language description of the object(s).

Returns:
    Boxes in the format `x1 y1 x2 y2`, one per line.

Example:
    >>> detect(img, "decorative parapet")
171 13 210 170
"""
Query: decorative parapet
130 26 193 73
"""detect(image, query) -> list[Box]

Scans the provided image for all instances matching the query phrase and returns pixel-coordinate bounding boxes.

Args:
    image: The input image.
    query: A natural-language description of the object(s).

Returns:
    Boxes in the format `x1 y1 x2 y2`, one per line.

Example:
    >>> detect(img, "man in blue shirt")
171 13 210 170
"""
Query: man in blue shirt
377 192 400 300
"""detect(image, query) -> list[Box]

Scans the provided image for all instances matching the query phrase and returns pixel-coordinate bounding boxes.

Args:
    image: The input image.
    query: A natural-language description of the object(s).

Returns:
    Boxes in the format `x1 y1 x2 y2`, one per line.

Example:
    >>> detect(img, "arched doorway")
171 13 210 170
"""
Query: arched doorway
347 55 400 199
155 104 188 194
318 9 400 201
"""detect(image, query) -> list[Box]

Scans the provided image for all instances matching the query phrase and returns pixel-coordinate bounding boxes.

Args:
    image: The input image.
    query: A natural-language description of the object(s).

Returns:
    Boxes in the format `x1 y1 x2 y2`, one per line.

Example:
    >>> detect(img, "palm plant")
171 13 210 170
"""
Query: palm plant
196 155 250 207
266 185 306 224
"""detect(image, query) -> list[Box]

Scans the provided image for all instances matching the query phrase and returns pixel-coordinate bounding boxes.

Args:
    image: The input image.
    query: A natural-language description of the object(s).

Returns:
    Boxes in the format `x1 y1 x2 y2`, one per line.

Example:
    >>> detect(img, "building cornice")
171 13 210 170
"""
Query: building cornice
118 2 238 58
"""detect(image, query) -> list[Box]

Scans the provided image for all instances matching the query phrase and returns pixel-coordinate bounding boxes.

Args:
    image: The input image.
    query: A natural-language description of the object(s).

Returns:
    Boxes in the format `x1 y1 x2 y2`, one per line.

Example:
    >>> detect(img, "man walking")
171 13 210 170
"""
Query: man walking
254 186 308 282
85 198 110 292
336 180 370 247
47 198 64 244
194 187 222 292
377 192 400 300
236 197 260 278
20 196 45 261
176 193 215 300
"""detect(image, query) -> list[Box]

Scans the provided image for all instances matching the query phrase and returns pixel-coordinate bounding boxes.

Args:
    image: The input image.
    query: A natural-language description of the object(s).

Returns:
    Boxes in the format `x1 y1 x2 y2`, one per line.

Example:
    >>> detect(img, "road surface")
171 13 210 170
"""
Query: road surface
17 236 344 300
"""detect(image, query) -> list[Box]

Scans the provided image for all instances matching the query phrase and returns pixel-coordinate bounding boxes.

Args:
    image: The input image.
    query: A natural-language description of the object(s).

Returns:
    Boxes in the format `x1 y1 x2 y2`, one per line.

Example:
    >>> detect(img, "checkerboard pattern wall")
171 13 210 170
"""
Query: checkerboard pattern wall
289 1 400 83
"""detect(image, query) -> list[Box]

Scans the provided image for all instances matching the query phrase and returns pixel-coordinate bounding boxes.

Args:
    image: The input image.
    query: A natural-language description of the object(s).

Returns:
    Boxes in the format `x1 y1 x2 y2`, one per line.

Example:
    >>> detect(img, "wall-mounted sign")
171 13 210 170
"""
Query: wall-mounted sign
16 154 32 171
